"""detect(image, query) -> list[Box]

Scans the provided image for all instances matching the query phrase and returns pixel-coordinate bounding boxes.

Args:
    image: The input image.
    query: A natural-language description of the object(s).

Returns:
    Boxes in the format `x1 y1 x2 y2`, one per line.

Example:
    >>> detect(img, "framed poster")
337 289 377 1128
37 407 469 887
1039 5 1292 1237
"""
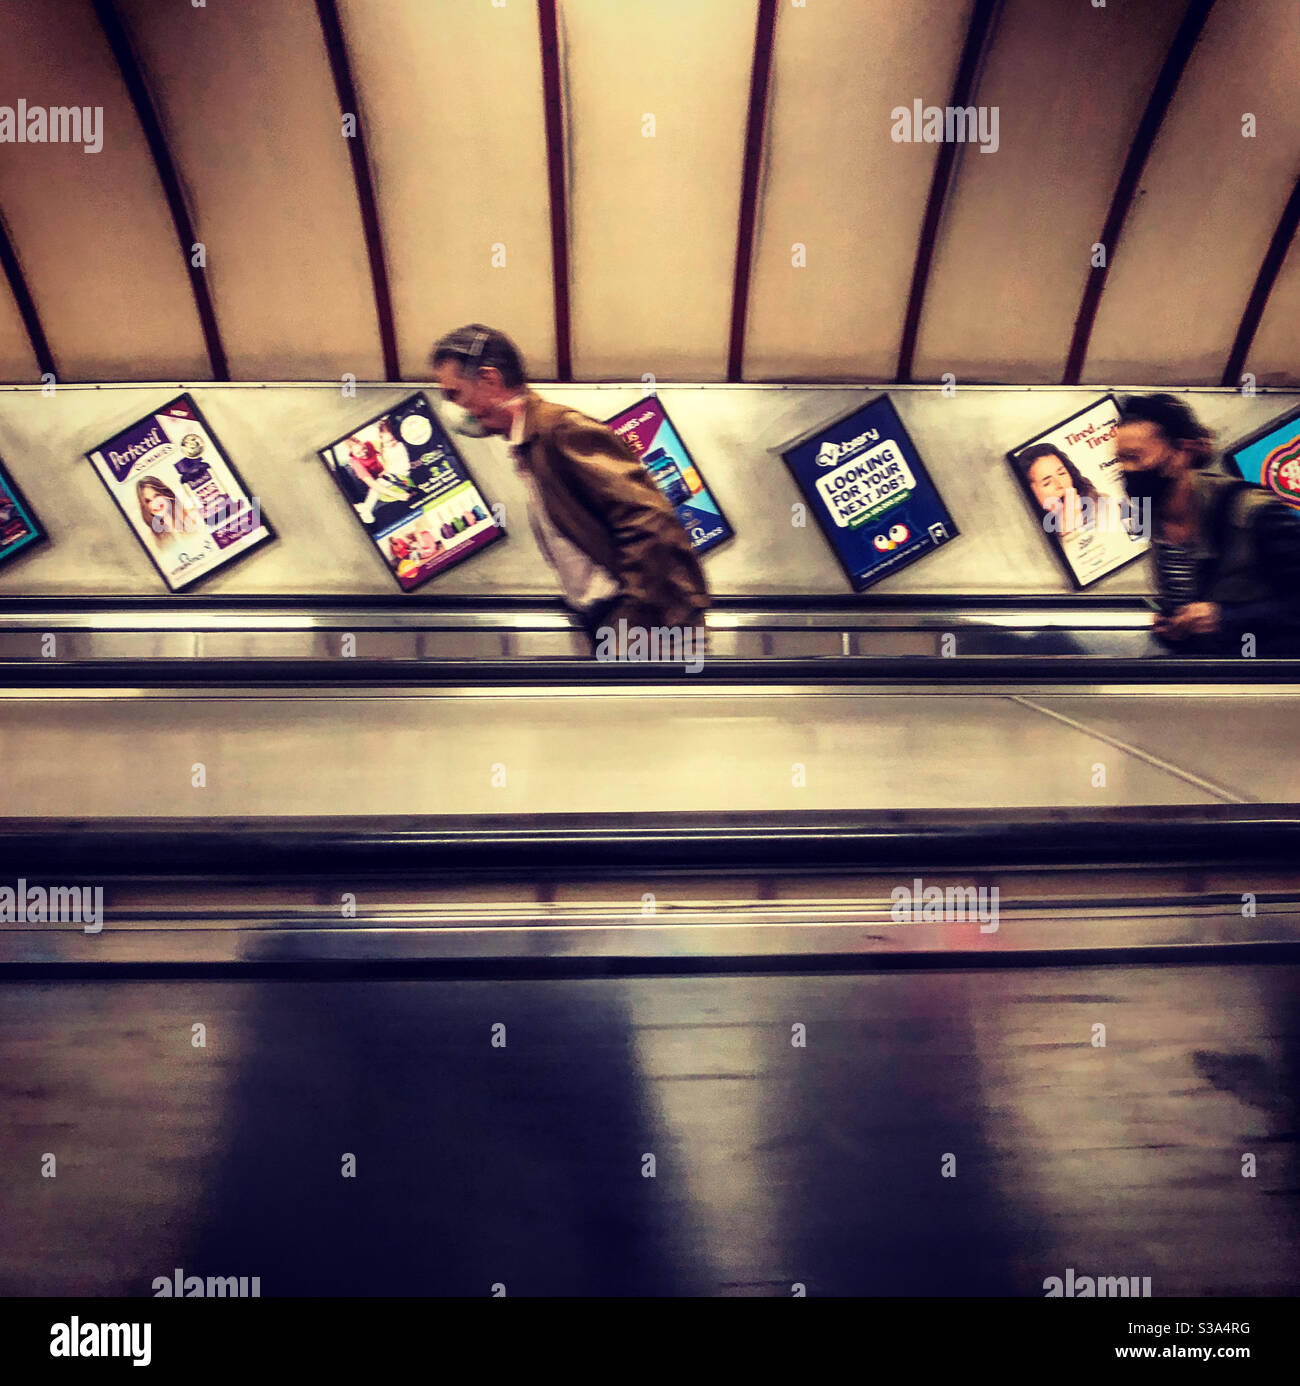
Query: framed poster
86 394 273 591
0 458 45 567
781 393 957 591
604 396 734 555
1224 404 1300 511
318 392 503 592
1007 395 1148 589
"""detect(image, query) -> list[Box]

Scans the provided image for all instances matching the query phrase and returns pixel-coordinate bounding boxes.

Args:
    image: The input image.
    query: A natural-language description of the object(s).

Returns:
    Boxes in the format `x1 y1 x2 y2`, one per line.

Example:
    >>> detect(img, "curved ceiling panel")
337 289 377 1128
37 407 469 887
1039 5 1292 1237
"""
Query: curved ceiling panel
1243 228 1300 388
337 0 557 381
562 0 756 381
913 0 1186 385
0 0 209 382
0 0 1294 387
743 0 972 382
116 0 383 380
1082 0 1300 385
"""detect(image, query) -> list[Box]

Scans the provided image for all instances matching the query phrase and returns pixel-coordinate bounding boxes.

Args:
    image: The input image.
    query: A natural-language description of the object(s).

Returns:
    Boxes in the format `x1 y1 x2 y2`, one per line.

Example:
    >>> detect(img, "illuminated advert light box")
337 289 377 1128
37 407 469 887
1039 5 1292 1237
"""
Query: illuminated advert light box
782 393 957 591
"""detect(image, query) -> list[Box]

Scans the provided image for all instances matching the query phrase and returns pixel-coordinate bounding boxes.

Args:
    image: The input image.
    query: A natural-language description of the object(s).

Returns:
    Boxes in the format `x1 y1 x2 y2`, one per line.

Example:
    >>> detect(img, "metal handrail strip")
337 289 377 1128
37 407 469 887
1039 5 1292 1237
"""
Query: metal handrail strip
1 656 1297 686
3 807 1299 875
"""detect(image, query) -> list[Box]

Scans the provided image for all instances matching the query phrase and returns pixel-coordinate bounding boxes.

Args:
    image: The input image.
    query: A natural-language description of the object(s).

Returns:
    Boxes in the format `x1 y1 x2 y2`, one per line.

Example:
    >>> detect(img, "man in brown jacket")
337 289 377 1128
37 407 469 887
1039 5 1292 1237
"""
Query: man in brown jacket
432 325 710 660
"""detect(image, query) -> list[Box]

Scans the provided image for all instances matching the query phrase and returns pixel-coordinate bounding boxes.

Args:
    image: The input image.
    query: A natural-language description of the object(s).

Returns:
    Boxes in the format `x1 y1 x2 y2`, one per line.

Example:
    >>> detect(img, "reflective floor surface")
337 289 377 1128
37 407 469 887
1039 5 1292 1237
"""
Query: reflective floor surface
3 962 1297 1296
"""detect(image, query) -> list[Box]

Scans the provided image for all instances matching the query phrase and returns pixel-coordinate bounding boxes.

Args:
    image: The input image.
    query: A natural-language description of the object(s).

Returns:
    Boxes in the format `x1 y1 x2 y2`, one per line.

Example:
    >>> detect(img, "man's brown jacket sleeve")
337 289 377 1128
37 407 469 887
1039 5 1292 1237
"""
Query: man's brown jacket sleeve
550 412 710 627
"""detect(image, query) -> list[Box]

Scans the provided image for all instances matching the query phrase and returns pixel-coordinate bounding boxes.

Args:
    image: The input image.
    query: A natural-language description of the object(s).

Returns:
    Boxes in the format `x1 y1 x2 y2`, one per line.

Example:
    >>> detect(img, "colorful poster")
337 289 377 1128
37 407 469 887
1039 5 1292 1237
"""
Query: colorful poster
318 392 503 591
87 395 272 591
782 394 957 591
1225 405 1300 511
604 395 733 555
1007 396 1149 589
0 458 44 567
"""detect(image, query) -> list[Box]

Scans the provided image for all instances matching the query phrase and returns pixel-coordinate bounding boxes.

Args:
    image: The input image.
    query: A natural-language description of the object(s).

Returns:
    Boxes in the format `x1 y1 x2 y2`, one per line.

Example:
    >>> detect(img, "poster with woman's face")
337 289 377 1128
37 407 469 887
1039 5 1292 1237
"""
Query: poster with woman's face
86 395 273 591
1007 396 1149 589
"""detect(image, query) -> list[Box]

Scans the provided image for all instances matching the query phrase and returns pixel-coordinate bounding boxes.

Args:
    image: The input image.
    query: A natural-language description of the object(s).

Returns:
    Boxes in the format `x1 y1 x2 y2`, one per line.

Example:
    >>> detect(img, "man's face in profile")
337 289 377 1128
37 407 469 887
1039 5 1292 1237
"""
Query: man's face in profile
435 361 512 436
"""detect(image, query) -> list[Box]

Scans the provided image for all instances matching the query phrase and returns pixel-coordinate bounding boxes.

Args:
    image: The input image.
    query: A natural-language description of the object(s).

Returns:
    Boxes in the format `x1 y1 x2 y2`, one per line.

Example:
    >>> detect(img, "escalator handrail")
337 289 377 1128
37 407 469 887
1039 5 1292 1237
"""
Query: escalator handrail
3 806 1298 876
0 654 1297 684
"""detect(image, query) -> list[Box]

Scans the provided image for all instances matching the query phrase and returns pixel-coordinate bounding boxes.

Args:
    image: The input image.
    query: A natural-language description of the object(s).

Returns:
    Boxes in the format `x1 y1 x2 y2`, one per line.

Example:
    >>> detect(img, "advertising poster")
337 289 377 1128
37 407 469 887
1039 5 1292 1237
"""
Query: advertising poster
0 458 45 567
781 394 957 591
1225 405 1300 511
86 395 272 592
1007 395 1148 589
318 392 502 592
604 396 733 555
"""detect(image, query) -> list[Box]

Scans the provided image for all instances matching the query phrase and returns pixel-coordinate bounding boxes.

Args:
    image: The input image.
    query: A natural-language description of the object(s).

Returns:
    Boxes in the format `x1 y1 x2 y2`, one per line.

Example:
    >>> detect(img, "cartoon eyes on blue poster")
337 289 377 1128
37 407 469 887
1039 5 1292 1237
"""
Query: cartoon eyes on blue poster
0 458 44 568
782 394 957 591
604 396 734 555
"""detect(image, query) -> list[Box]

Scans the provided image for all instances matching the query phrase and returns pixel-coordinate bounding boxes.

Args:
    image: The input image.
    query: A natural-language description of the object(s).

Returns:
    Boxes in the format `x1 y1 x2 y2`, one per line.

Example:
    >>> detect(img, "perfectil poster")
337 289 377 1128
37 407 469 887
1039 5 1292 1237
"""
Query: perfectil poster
781 394 957 591
318 392 502 592
1007 395 1149 589
0 458 45 567
86 394 273 591
605 395 733 555
1225 405 1300 512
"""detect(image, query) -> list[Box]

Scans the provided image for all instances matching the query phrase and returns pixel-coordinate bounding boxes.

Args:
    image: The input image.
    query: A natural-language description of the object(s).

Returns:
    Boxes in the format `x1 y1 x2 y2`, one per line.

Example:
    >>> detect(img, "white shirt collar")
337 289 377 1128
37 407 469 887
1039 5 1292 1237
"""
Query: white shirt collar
506 395 528 448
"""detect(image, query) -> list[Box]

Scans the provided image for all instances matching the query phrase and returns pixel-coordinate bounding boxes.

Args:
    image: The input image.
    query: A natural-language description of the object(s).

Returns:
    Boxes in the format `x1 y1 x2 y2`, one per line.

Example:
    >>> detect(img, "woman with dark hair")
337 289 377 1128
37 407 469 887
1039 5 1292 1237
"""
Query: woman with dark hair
1016 440 1140 585
1117 393 1215 474
1017 444 1099 538
1116 393 1300 655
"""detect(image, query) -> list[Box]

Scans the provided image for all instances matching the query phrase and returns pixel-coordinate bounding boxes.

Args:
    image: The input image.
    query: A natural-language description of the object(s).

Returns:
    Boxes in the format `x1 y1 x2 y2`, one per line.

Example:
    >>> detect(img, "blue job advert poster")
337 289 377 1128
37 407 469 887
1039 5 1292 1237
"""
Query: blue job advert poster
782 394 957 591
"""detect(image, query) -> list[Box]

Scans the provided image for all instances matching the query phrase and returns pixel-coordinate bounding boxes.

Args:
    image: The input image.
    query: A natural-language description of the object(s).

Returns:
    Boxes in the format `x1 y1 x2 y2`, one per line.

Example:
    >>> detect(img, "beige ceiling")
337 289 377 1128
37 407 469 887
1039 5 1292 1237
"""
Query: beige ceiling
1083 0 1300 386
337 0 560 381
912 0 1187 385
0 0 1296 386
745 0 973 382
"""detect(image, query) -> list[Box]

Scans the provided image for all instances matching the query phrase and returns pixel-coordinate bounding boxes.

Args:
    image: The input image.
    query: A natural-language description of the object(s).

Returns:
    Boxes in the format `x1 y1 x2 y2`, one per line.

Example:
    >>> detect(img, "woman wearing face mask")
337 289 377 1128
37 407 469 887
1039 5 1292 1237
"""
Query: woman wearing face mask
1115 394 1300 656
